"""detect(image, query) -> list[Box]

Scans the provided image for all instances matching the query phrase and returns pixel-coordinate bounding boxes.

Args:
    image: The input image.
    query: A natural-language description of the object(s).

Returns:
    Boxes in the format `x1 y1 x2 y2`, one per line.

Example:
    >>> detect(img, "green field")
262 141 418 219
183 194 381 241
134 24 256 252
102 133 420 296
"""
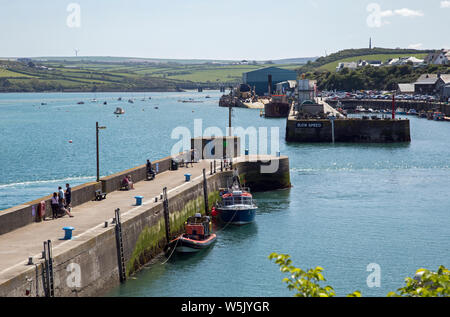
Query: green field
0 59 306 92
0 68 35 78
318 53 428 72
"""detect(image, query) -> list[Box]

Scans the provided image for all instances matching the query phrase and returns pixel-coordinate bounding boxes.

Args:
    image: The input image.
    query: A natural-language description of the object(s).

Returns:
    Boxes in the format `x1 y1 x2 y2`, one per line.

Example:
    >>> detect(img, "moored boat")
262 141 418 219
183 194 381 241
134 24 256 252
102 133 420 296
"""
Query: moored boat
407 109 418 116
355 106 367 113
433 112 445 121
396 108 407 115
114 107 125 115
168 213 216 253
216 172 258 225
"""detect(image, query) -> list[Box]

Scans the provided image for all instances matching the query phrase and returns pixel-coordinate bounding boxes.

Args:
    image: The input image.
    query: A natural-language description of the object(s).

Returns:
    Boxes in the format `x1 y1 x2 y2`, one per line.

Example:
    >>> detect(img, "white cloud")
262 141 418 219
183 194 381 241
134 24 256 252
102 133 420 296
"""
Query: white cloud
441 1 450 8
408 43 423 49
394 8 424 17
366 3 424 28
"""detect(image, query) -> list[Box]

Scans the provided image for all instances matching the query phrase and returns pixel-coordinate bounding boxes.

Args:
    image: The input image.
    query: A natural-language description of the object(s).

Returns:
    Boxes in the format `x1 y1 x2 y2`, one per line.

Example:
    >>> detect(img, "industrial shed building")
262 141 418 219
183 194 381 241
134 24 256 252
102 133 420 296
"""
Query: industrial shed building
242 67 297 96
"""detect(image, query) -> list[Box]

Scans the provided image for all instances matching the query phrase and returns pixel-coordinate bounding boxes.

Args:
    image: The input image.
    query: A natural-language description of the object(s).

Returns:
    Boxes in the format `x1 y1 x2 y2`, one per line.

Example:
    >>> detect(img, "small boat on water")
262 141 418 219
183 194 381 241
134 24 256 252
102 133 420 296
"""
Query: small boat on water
118 97 122 101
114 107 125 115
433 112 445 121
418 111 427 118
128 99 134 104
396 108 407 115
407 109 418 116
41 102 47 106
355 106 367 113
216 172 258 225
77 101 84 105
167 213 216 253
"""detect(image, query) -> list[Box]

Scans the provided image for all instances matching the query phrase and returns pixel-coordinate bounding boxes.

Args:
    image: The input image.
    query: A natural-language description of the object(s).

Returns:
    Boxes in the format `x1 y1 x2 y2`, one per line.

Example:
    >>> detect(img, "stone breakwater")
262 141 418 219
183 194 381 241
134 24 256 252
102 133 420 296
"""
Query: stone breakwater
0 155 290 297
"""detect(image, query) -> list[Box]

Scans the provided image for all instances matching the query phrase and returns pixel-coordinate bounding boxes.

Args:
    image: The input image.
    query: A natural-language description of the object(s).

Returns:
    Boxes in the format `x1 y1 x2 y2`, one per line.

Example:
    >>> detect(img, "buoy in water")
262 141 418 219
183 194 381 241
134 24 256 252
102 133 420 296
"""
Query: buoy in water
69 140 73 143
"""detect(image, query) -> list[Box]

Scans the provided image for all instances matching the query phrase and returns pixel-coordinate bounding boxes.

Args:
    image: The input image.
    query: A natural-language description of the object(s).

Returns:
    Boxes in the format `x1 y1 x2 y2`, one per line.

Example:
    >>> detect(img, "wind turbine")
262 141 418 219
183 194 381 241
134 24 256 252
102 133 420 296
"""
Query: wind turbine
74 49 80 57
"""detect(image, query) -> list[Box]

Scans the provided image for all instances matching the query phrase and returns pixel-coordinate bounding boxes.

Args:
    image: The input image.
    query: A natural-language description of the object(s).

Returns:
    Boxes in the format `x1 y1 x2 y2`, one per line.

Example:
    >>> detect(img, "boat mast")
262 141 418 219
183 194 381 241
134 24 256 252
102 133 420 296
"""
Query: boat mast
228 103 232 136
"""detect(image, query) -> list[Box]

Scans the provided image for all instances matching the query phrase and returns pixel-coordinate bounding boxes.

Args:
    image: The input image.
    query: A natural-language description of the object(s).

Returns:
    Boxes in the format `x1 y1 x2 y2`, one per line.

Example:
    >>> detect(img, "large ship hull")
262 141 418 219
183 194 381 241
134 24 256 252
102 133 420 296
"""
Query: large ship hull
264 102 290 118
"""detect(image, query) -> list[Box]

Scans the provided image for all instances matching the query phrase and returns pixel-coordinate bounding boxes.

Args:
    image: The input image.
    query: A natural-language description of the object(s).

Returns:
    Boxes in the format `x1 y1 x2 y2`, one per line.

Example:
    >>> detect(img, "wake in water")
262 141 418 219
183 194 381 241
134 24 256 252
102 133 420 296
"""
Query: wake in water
0 176 96 189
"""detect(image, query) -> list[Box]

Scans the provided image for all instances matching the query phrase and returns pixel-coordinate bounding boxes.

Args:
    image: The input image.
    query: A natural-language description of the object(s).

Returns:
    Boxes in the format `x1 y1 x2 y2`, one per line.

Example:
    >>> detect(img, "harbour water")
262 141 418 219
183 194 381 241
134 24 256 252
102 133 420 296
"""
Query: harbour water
1 91 449 296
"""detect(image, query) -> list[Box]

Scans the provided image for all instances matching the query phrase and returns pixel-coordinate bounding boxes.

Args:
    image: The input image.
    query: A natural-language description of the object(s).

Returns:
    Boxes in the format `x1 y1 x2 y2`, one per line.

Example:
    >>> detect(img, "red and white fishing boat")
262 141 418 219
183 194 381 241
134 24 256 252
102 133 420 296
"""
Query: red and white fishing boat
168 213 216 253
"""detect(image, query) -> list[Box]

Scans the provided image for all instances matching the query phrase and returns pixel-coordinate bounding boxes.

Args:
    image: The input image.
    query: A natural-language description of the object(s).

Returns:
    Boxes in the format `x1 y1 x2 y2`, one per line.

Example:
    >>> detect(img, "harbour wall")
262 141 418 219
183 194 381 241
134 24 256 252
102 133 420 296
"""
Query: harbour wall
327 99 450 115
286 118 411 143
0 156 176 236
0 156 290 297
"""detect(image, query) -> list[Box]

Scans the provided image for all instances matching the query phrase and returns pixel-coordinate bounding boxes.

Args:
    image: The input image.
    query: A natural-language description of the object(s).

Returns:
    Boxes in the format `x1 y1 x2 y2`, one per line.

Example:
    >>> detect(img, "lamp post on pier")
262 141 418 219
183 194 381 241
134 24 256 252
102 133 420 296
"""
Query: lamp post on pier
96 122 107 182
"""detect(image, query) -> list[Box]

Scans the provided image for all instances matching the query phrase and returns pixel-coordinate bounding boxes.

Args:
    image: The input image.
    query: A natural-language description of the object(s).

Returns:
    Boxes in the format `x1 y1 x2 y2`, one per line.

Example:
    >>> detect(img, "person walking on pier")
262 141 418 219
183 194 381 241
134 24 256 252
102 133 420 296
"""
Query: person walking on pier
65 183 72 210
58 186 65 205
51 192 59 219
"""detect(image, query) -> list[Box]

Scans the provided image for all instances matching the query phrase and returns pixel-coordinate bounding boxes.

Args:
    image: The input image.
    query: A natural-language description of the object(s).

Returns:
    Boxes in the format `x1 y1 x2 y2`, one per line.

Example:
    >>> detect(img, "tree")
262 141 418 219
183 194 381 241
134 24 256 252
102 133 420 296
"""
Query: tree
270 253 449 297
268 253 361 297
388 266 449 297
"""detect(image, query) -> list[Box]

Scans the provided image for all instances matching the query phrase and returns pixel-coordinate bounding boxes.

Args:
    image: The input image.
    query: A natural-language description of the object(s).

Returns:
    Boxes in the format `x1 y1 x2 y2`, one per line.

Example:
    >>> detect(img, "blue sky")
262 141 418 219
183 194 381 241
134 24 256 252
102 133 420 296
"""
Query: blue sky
0 0 448 60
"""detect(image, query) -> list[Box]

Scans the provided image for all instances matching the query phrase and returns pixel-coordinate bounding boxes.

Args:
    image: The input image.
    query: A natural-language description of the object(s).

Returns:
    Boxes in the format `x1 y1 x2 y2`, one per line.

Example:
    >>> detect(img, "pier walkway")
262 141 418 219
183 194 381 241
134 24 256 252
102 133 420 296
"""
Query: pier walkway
0 159 216 282
0 155 281 285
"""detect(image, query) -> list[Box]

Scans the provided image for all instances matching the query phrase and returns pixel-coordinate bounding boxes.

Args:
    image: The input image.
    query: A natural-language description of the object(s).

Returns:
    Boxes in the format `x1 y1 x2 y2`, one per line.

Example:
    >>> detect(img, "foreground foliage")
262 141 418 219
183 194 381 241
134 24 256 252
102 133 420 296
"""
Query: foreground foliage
268 253 360 297
388 266 450 297
269 253 449 297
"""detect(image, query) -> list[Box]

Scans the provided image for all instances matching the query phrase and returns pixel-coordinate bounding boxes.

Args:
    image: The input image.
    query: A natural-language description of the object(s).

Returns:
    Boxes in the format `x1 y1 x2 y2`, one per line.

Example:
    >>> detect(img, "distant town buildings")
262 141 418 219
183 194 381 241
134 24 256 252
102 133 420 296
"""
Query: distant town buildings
336 56 425 72
387 56 424 66
414 74 450 96
275 80 297 96
242 67 297 96
425 49 450 65
336 62 358 72
396 74 450 100
397 83 415 95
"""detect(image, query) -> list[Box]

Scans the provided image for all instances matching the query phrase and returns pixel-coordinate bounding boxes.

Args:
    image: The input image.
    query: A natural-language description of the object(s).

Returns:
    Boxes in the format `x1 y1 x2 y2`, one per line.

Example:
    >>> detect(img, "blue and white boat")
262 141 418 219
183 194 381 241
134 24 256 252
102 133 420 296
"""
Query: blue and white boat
216 173 258 225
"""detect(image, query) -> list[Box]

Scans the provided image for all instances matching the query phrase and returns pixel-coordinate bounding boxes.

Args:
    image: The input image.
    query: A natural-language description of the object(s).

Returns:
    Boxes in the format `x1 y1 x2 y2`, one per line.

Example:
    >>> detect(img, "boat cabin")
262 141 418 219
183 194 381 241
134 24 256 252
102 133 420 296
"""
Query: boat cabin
185 214 212 240
220 190 254 206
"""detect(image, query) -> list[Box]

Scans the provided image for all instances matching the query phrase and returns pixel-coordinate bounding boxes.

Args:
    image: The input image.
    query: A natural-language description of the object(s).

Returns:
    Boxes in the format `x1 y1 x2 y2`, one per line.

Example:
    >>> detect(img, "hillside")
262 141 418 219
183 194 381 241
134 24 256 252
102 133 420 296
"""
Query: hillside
318 53 428 72
297 48 434 73
0 59 305 92
306 64 450 91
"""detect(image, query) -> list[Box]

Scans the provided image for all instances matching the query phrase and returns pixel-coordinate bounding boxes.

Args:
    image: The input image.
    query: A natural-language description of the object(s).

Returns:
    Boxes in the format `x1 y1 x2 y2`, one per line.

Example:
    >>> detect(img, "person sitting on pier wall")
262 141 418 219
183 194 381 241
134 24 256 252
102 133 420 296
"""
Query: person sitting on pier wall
57 193 74 218
146 160 156 179
122 176 130 190
121 175 134 190
127 175 134 189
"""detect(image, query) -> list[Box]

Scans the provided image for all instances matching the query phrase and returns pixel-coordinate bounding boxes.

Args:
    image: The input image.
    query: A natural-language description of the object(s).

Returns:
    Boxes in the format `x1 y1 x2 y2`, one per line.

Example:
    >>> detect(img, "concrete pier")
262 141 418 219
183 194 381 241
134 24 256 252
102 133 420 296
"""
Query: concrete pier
286 99 411 143
0 154 290 297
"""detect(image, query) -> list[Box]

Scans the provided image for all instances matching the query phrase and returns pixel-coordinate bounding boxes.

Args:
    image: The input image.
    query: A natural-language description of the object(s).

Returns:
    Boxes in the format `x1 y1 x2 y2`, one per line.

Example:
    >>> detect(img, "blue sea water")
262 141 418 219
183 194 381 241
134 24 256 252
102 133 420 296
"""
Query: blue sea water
0 91 449 297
